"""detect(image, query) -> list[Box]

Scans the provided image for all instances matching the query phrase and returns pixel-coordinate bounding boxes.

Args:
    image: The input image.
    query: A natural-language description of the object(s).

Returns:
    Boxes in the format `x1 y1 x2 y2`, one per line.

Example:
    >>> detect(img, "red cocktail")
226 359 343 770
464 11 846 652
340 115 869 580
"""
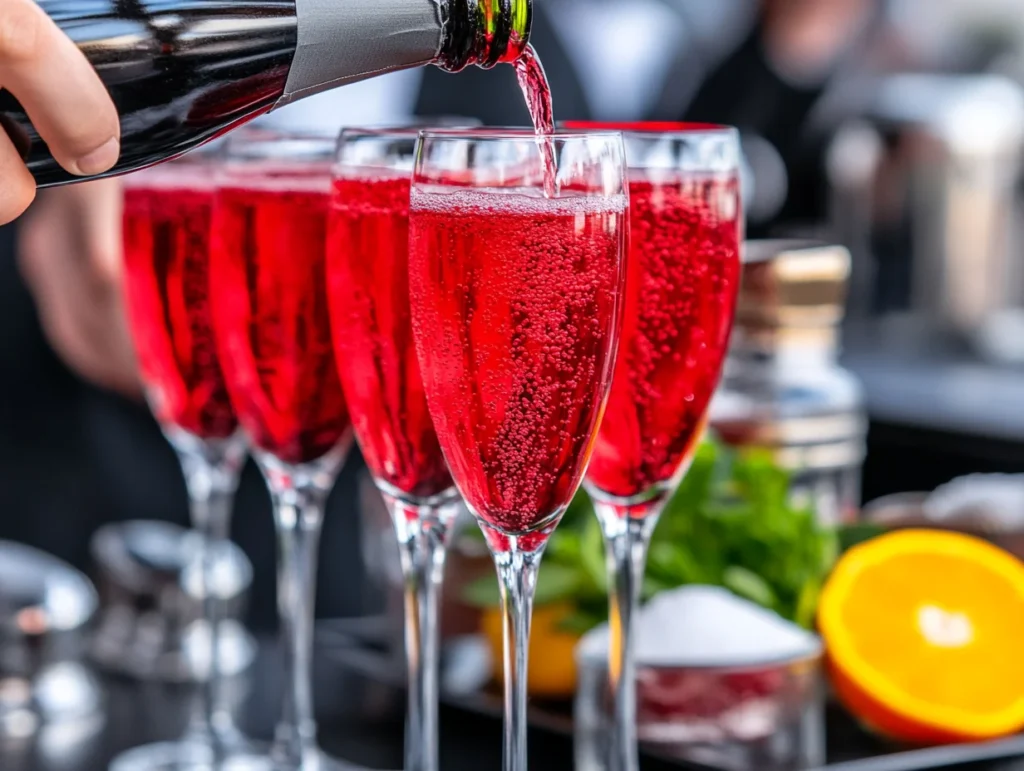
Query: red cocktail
566 121 744 771
411 189 626 533
408 129 628 771
587 172 742 497
328 127 463 771
210 130 352 771
212 177 350 465
123 175 237 441
119 156 253 771
328 171 451 499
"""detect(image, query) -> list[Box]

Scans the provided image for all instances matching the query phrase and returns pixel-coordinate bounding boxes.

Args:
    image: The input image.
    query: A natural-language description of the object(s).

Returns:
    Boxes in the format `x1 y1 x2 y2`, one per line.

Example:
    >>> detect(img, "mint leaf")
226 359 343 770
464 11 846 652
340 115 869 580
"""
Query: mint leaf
557 608 605 635
795 578 821 630
534 562 585 605
462 575 502 608
579 514 607 592
837 522 885 552
723 565 778 609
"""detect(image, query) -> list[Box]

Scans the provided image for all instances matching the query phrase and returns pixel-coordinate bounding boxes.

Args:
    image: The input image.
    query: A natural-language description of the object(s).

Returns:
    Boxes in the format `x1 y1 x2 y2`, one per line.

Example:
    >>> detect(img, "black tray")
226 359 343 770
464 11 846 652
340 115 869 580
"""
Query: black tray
319 617 1024 771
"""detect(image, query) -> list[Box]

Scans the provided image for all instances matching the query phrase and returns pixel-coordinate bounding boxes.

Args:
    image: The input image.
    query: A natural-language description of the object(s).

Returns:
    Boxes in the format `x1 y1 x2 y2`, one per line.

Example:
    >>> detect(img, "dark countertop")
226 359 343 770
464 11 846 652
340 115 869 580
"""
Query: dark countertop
842 319 1024 446
3 636 581 771
4 631 710 771
845 350 1024 445
842 323 1024 500
7 631 1024 771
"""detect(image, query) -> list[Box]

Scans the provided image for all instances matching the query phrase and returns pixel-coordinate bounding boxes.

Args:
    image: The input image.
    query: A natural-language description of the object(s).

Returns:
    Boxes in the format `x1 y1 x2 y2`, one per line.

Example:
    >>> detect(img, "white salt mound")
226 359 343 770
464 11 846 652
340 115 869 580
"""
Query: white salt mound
578 585 821 668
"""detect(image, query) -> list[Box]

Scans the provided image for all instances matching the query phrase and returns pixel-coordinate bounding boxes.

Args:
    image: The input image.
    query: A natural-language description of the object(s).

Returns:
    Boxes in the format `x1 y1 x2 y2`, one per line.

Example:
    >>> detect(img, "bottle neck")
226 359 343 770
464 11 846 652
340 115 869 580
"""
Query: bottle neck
279 0 531 107
436 0 532 71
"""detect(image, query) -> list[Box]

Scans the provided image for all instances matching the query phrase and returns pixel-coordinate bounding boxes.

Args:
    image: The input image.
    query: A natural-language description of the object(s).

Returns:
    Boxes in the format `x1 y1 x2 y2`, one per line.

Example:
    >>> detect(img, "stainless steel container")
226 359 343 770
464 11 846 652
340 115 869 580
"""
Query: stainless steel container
827 74 1024 361
89 520 256 682
0 540 104 771
710 240 867 526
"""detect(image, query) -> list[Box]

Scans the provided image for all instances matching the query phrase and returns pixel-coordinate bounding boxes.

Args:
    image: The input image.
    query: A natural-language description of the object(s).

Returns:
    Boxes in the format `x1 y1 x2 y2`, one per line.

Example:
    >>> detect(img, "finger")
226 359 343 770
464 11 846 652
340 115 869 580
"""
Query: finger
67 179 125 286
86 180 124 283
0 127 35 224
0 0 120 176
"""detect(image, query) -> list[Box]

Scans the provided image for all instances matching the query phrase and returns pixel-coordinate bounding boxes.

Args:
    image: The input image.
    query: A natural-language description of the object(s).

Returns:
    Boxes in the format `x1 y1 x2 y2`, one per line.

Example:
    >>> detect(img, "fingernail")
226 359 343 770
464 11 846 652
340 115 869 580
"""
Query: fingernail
71 137 120 176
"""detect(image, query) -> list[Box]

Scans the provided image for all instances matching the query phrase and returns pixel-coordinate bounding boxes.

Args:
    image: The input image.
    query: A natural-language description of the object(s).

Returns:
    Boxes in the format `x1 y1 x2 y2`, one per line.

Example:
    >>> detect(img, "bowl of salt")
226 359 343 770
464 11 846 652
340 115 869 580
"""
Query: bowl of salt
574 585 824 771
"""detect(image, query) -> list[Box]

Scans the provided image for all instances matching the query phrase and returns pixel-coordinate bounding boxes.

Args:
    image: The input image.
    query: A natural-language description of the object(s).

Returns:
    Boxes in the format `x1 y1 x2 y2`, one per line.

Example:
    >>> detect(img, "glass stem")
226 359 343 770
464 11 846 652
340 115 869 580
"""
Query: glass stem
264 461 336 769
385 494 460 771
483 528 548 771
593 501 661 771
175 436 246 757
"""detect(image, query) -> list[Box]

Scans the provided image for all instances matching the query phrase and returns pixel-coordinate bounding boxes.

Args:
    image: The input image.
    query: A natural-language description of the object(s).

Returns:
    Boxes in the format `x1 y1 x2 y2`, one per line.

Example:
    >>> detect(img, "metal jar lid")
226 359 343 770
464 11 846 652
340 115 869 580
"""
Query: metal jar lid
0 541 102 738
89 520 256 683
736 240 852 334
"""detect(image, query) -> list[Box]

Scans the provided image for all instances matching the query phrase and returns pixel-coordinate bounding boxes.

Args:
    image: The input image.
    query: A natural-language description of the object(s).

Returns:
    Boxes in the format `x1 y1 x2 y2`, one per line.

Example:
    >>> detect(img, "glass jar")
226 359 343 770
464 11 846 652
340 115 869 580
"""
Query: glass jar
710 241 867 526
575 641 825 771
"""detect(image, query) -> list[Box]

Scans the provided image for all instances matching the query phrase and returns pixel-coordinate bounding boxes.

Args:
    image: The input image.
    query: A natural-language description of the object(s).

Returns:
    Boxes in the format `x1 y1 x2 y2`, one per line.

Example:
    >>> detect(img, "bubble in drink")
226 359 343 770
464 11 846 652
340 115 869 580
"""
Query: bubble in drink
123 179 238 440
210 177 351 465
328 174 453 499
587 173 742 500
409 190 627 533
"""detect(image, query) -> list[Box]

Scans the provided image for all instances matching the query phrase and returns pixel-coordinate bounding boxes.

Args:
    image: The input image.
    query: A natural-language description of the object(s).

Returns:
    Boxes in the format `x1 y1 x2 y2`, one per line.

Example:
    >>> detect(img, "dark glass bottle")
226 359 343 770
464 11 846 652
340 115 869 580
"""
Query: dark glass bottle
0 0 531 186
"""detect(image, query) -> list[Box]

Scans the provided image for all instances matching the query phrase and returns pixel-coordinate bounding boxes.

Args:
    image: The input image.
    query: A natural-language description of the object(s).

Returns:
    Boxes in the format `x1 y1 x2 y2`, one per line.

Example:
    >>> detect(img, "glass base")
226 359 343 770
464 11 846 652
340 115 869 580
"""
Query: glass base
110 741 375 771
266 751 369 771
109 740 272 771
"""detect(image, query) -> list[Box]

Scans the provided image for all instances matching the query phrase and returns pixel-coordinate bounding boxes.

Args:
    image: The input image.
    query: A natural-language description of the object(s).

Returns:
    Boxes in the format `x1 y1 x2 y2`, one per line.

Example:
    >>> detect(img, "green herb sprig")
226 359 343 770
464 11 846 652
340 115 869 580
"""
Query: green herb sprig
462 436 875 633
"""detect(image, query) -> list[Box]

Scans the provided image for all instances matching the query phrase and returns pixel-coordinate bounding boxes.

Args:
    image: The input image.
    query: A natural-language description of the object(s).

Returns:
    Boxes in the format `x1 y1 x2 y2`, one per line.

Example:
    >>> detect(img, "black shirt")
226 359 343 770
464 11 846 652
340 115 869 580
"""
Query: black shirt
682 27 834 234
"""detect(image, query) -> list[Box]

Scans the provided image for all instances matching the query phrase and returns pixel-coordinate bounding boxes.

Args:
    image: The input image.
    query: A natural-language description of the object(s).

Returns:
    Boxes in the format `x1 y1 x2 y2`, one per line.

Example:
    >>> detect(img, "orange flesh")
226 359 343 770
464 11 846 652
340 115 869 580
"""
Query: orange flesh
820 530 1024 741
841 552 1024 713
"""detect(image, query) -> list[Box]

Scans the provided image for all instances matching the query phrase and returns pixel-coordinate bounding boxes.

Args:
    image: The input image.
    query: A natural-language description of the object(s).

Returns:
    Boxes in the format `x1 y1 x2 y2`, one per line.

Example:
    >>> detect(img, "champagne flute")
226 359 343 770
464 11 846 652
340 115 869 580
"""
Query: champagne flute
566 121 743 771
408 129 628 771
113 153 256 771
327 127 462 771
210 129 354 771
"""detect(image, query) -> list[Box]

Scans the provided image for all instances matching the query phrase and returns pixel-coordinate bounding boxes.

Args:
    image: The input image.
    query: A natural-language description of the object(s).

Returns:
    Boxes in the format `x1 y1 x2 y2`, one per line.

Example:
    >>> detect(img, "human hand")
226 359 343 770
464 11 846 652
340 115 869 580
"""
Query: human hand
18 179 142 397
0 0 120 224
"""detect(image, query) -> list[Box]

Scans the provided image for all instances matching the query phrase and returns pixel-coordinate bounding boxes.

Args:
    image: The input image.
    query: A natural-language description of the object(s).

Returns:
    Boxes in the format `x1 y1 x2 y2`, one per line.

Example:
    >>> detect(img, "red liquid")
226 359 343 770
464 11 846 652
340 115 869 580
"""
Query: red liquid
210 178 351 465
327 175 452 499
587 175 742 500
123 179 238 440
409 190 627 533
515 44 553 135
514 43 557 197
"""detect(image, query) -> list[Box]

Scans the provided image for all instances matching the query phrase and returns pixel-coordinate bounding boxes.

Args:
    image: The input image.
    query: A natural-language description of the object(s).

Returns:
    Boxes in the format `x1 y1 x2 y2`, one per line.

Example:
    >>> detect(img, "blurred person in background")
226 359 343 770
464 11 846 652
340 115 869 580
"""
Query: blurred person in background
667 0 906 235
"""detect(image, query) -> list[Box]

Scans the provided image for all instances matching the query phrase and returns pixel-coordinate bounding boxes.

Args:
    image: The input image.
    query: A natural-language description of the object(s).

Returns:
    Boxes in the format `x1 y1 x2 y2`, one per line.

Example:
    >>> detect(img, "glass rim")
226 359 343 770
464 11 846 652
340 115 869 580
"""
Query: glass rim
339 120 483 141
559 121 737 139
228 126 337 143
416 128 625 142
223 126 336 163
339 127 425 141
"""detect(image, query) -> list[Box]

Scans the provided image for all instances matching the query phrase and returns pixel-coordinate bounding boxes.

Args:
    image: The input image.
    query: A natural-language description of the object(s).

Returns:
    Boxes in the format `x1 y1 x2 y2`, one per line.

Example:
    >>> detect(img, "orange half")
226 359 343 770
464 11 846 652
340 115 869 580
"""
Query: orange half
819 529 1024 743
